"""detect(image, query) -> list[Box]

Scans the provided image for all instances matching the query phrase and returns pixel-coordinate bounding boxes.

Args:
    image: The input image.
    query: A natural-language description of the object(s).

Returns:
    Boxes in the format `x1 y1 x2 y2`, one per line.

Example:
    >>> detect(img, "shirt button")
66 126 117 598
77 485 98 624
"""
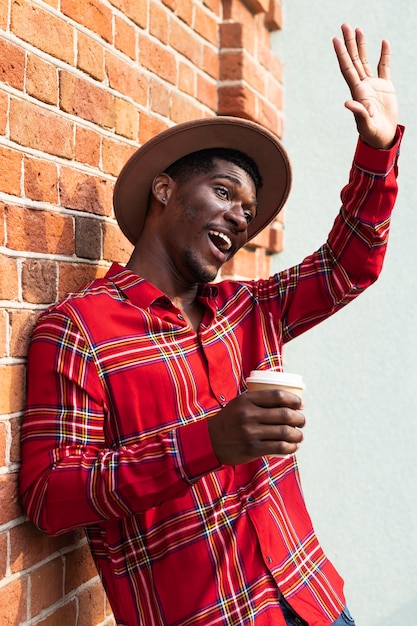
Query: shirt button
177 314 184 320
219 394 225 401
266 556 273 564
247 496 255 503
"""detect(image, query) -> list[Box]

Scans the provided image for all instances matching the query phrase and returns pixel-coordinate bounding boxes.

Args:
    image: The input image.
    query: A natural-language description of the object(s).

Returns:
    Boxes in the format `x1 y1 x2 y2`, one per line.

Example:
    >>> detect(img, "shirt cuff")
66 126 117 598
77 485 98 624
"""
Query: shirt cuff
354 125 404 175
175 418 222 482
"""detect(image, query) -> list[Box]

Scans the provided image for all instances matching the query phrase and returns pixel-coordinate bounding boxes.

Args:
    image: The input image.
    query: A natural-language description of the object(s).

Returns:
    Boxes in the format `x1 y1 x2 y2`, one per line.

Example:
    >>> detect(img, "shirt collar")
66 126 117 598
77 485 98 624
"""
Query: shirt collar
105 263 218 308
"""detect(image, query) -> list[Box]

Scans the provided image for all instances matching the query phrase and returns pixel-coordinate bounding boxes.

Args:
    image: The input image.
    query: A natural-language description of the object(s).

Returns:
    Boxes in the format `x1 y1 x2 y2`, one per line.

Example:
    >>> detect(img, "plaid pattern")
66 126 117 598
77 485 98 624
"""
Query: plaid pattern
20 130 402 626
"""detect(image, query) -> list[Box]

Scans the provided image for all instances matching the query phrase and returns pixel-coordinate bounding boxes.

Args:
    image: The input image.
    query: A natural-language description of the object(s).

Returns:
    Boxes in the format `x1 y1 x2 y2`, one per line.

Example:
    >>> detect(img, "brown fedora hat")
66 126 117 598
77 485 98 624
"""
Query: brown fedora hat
113 116 292 244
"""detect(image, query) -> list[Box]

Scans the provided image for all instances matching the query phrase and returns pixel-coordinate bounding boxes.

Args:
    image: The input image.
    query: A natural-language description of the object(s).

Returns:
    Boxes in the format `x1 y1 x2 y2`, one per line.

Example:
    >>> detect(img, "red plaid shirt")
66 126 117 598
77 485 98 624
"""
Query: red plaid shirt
20 129 403 626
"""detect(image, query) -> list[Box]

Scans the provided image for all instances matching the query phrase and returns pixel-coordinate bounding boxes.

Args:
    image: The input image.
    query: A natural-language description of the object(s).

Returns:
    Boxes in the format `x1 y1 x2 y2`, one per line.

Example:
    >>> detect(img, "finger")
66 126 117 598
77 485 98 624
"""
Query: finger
340 23 367 81
246 388 303 410
260 423 304 444
355 27 373 78
377 39 391 80
258 407 306 429
333 36 363 94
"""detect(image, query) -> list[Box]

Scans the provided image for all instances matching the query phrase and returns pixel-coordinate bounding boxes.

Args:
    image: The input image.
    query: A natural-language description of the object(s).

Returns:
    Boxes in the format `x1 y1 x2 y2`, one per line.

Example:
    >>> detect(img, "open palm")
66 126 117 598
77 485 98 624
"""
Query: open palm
333 23 398 149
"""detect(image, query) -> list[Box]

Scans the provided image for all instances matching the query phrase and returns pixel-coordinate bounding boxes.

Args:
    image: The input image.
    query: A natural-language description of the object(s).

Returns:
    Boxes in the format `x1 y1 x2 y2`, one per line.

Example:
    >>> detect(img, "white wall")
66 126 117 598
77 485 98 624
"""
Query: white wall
271 3 417 625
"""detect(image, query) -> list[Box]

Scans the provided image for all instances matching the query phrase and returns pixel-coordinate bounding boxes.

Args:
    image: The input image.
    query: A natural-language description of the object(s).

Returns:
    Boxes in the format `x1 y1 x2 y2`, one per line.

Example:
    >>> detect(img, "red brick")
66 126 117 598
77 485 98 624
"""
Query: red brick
150 1 169 44
59 167 114 217
0 92 8 136
115 98 139 140
102 137 136 177
108 0 147 28
164 0 193 25
0 309 7 357
267 52 283 83
218 83 256 119
9 522 69 574
219 22 243 48
10 99 74 159
105 51 148 105
9 416 21 464
220 50 243 81
102 220 133 264
58 262 107 299
30 557 64 615
170 91 207 124
202 43 219 80
265 77 283 111
243 0 269 12
26 54 58 105
60 70 115 129
265 0 283 31
65 542 98 593
0 1 8 28
150 79 171 118
0 473 23 525
6 205 74 255
0 364 25 415
75 216 102 260
196 73 217 110
77 31 105 81
24 157 59 203
75 126 101 168
0 37 25 90
21 259 57 304
0 576 28 625
138 112 169 145
0 531 7 579
257 97 282 136
0 256 19 300
35 600 77 626
0 146 22 196
78 582 107 626
247 225 270 250
9 309 38 358
61 0 113 43
0 421 6 467
194 3 219 45
0 202 4 246
169 19 203 66
178 61 195 96
139 35 177 85
11 0 74 64
115 15 137 60
203 0 222 15
221 246 270 280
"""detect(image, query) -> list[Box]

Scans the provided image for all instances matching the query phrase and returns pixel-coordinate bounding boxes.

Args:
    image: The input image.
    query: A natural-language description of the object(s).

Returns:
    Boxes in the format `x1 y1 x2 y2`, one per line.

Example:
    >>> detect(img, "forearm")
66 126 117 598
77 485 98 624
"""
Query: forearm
279 126 404 341
20 315 220 535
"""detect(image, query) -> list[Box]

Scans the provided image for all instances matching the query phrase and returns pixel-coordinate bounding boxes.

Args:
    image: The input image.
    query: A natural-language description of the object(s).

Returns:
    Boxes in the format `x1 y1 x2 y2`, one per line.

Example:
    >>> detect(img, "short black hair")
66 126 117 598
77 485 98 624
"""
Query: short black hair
164 147 263 191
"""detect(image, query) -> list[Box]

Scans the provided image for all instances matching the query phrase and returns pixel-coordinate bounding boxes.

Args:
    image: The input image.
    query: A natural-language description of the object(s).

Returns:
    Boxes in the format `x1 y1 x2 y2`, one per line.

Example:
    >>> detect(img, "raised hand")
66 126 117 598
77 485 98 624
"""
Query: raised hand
333 23 398 149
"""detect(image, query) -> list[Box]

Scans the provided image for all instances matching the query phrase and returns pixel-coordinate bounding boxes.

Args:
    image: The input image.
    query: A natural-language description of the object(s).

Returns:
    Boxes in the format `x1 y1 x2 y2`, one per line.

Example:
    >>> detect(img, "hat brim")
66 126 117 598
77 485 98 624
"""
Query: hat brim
113 116 292 245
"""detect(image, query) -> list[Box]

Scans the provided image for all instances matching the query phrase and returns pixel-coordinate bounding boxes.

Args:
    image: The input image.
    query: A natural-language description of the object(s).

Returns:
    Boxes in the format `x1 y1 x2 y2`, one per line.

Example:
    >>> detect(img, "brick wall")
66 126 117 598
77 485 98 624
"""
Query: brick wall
0 1 285 623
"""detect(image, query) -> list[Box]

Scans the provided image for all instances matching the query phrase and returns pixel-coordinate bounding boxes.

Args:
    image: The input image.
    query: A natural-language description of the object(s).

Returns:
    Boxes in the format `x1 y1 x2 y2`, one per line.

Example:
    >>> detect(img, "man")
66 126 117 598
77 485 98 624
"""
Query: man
20 24 403 626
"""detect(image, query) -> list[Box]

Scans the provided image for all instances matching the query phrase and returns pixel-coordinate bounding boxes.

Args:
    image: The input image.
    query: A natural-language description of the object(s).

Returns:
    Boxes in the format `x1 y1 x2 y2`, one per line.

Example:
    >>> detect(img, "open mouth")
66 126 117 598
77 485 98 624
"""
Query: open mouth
208 230 232 253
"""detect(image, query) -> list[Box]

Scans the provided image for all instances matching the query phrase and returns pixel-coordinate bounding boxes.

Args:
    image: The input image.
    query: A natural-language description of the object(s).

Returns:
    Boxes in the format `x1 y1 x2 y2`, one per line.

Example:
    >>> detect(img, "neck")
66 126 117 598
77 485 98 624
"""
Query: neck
127 245 205 330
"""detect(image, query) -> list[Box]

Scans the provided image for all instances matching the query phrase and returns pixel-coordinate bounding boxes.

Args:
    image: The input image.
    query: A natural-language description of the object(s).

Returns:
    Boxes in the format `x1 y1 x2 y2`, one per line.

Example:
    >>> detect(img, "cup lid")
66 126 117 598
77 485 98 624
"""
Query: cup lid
247 370 305 389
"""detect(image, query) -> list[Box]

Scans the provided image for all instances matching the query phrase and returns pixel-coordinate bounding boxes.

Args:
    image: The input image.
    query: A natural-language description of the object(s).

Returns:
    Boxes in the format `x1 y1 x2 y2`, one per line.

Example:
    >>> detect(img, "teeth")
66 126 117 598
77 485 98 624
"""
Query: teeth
209 230 232 251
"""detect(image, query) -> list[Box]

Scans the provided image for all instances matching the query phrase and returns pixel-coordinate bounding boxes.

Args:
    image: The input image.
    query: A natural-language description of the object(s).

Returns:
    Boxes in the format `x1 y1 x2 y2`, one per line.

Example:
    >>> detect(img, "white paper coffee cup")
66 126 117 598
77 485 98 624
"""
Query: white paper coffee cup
246 370 305 458
246 370 305 397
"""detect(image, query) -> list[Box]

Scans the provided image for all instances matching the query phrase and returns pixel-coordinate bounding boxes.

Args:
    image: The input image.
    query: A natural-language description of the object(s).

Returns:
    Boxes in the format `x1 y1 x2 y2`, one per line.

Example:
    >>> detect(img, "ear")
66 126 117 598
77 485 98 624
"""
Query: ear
151 173 175 205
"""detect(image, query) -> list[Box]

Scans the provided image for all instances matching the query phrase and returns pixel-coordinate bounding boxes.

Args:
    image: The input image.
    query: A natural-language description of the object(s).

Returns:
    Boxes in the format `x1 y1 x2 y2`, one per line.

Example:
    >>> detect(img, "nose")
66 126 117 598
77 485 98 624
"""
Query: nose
224 203 248 232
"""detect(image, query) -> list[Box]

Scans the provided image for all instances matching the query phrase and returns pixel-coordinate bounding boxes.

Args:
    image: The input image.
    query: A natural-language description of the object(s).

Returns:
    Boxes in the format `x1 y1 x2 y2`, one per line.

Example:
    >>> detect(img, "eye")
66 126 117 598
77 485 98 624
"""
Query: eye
215 186 229 200
244 210 254 224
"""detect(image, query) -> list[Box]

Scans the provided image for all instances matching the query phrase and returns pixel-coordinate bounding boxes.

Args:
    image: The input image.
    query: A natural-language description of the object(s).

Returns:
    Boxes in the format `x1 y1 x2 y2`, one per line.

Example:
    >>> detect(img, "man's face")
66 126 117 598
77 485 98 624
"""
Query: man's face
160 158 258 285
